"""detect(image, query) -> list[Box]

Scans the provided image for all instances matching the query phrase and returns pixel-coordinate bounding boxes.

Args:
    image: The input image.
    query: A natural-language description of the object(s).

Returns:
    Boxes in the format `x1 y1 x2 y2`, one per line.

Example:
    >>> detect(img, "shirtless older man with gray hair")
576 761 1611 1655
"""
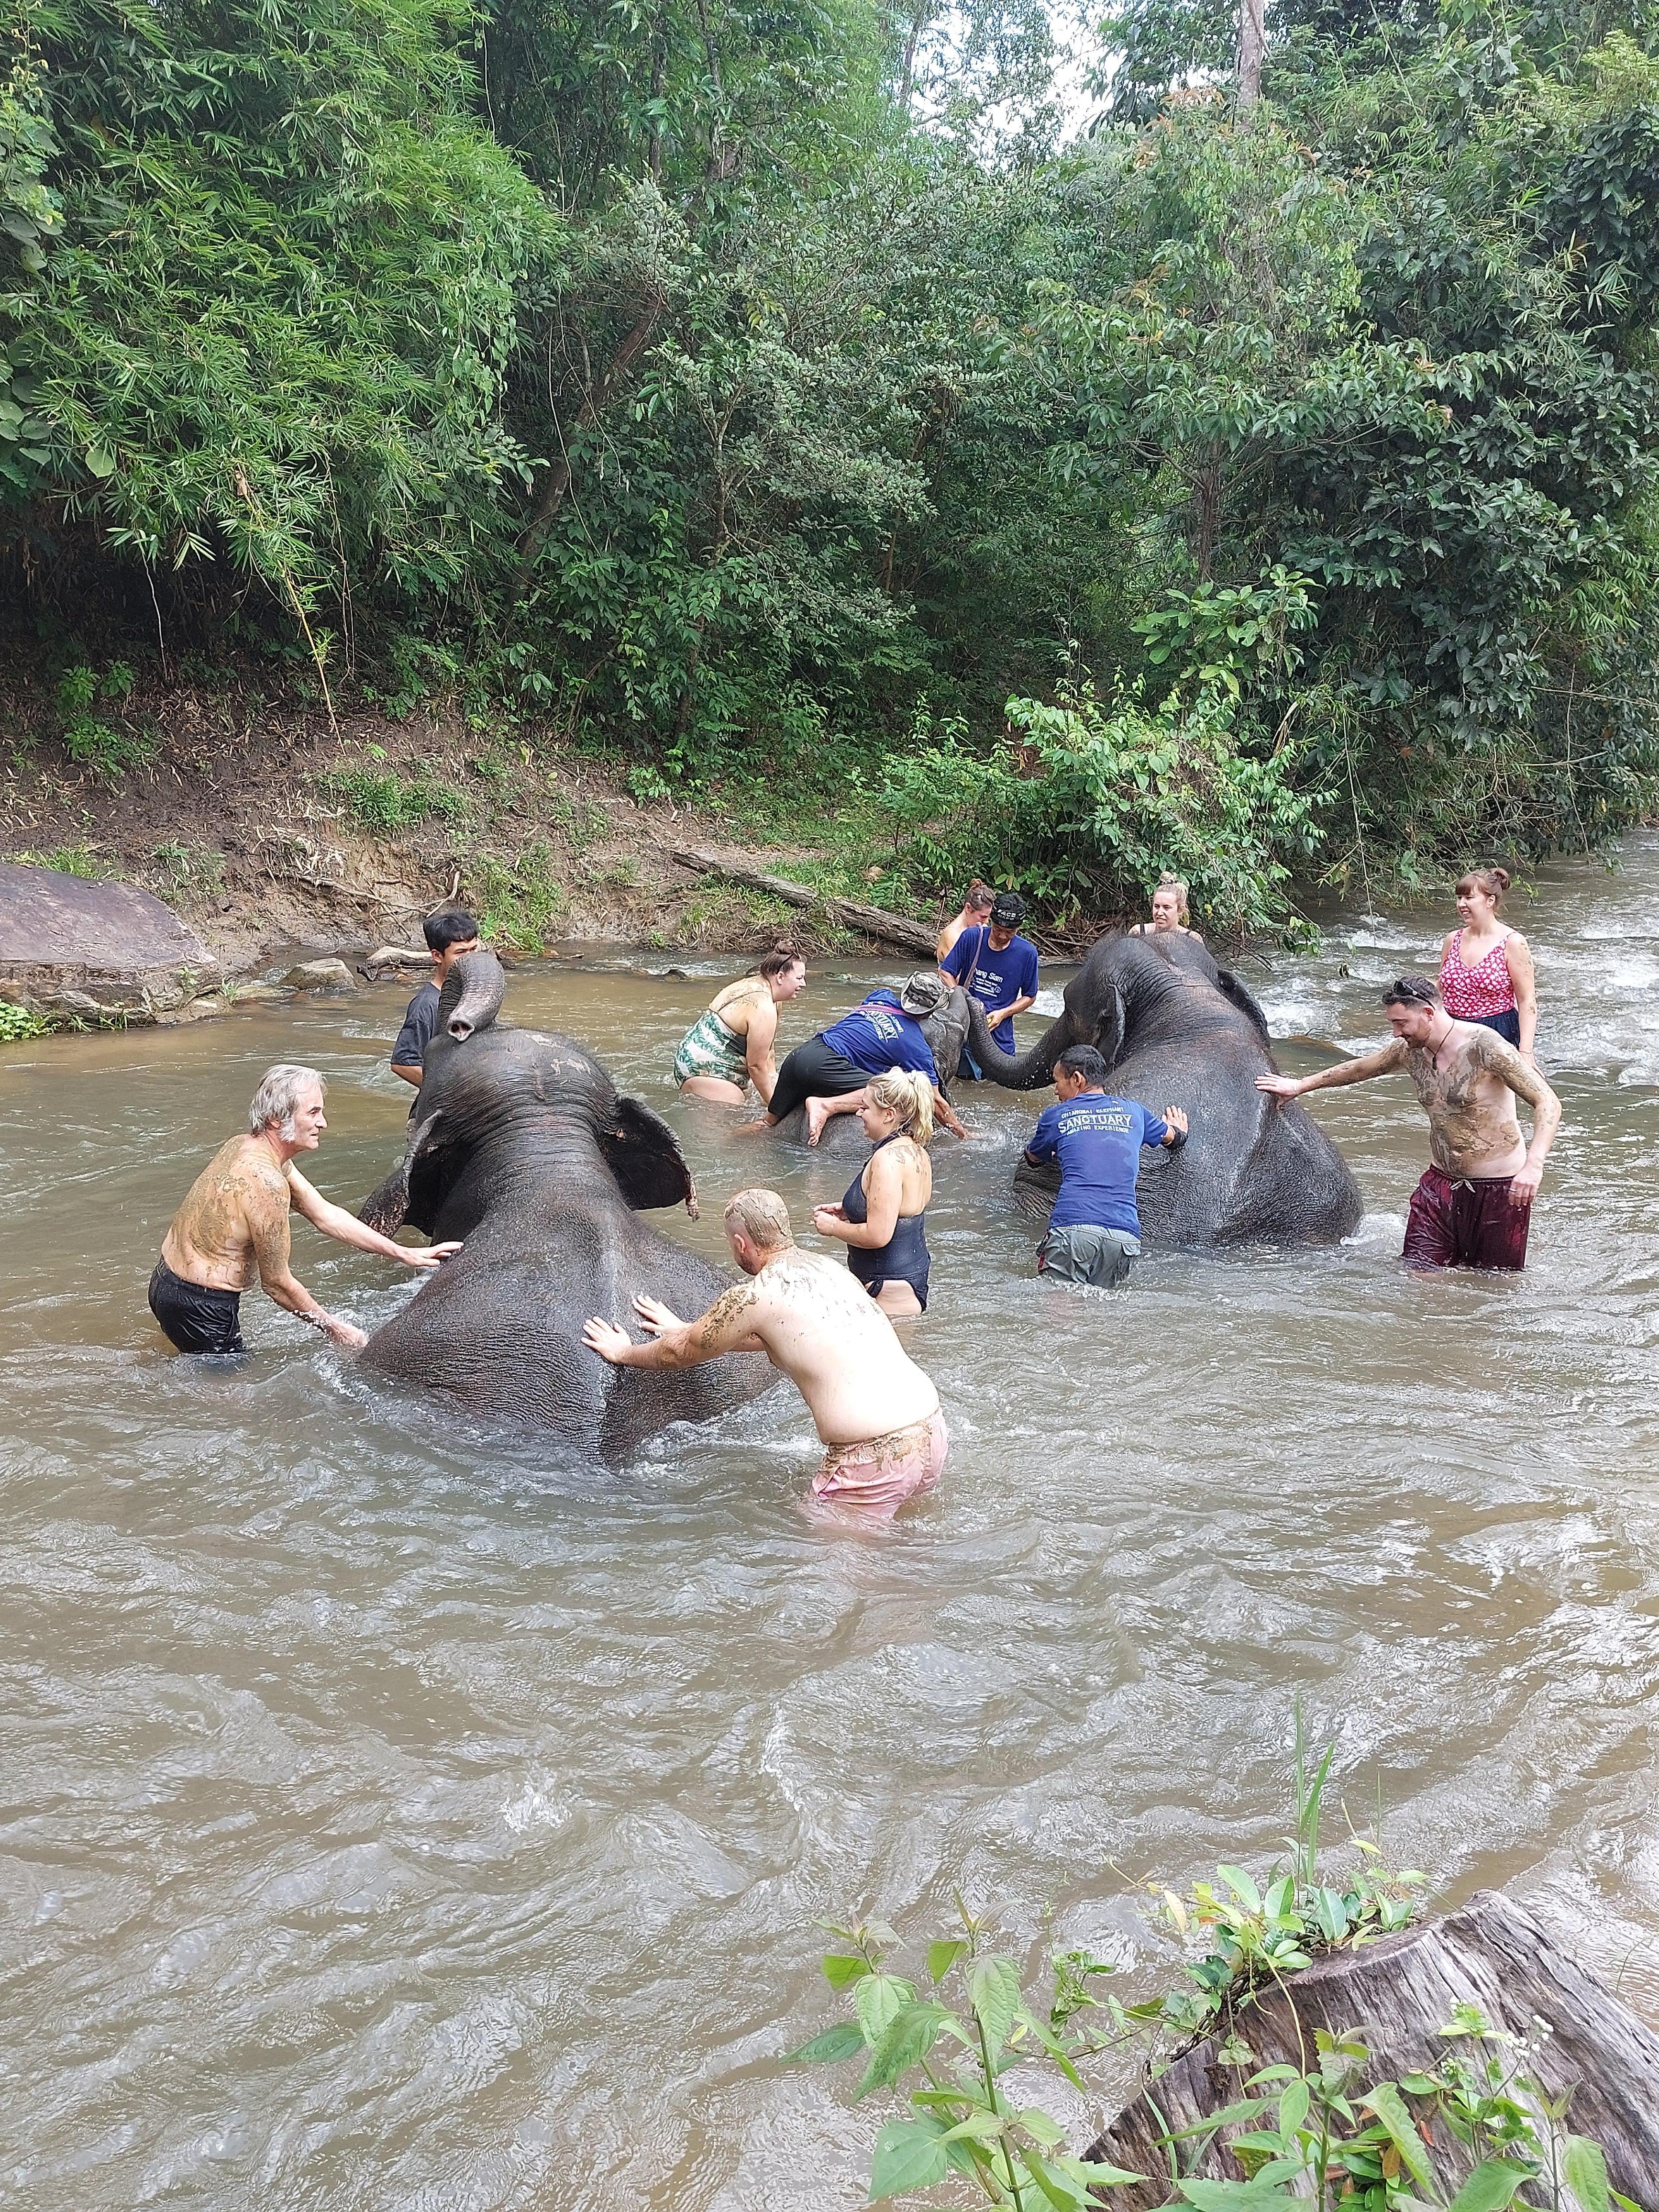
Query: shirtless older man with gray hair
149 1063 459 1354
583 1188 947 1515
1256 975 1561 1271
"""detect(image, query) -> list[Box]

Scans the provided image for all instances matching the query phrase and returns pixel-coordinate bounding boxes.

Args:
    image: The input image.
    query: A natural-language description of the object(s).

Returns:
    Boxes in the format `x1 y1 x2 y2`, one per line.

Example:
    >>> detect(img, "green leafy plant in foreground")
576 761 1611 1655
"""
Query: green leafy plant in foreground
787 1901 1141 2208
0 999 49 1041
788 1731 1640 2209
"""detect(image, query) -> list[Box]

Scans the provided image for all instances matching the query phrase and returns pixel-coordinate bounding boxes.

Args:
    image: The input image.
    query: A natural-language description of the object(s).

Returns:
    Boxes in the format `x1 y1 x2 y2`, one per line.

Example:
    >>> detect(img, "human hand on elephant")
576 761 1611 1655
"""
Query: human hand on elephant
1162 1106 1189 1146
401 1239 463 1269
583 1316 637 1364
322 1314 368 1351
630 1294 687 1338
1255 1073 1305 1100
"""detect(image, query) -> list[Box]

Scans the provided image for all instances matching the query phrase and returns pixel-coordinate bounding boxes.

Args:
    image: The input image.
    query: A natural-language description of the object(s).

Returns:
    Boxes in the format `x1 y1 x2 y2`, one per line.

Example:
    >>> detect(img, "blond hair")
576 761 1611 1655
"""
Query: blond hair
1154 873 1191 926
723 1187 795 1251
866 1067 934 1145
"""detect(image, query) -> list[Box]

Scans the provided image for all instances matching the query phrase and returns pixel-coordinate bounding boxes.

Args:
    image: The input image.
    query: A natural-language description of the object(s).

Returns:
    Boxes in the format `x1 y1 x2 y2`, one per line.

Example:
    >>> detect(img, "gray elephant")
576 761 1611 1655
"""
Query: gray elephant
765 982 973 1151
964 931 1362 1246
359 951 774 1454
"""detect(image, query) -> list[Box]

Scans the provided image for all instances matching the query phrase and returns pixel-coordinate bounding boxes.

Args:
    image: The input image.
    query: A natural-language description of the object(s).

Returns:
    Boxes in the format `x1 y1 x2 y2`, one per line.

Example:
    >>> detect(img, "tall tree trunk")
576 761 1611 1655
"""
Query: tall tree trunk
514 295 665 582
898 0 931 110
1238 0 1265 105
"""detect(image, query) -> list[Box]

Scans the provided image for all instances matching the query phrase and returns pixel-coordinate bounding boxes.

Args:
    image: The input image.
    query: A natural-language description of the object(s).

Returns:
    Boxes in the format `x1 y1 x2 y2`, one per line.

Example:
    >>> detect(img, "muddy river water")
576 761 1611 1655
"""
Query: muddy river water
5 844 1659 2208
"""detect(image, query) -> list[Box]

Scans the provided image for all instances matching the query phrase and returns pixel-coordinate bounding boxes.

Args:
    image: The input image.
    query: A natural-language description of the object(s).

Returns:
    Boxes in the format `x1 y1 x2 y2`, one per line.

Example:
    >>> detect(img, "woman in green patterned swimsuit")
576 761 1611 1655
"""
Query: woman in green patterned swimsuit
674 950 807 1105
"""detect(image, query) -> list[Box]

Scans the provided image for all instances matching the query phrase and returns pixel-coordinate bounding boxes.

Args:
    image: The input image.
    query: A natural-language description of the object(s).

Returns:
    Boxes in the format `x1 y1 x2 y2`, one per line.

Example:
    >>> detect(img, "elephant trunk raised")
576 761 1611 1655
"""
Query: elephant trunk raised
971 931 1362 1249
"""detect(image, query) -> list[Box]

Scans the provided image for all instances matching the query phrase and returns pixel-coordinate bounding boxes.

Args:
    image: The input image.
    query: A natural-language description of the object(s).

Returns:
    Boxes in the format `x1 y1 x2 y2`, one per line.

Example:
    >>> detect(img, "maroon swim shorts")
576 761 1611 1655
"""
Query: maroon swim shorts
1402 1165 1531 1272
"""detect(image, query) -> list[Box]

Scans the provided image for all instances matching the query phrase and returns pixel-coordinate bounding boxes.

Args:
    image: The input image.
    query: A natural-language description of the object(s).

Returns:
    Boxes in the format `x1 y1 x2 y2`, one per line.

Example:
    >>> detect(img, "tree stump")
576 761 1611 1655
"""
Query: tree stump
1087 1892 1659 2205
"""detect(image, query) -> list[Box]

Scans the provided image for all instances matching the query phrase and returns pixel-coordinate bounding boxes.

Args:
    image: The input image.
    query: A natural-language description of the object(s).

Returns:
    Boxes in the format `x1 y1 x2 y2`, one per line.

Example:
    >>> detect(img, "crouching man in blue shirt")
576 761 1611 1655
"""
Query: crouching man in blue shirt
1024 1045 1190 1288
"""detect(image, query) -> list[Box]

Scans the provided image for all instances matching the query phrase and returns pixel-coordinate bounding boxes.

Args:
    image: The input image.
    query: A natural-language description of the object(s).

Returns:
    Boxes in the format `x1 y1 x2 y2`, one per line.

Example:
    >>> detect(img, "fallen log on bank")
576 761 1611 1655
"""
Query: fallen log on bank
1089 1890 1659 2206
667 846 938 958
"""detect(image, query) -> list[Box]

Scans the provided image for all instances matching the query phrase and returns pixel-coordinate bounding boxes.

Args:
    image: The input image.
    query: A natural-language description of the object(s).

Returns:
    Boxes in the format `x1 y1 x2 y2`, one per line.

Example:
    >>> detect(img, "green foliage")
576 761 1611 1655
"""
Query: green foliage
0 997 48 1040
8 0 1659 911
790 1728 1630 2210
877 689 1322 941
9 840 108 876
470 841 566 951
324 766 467 833
56 658 150 774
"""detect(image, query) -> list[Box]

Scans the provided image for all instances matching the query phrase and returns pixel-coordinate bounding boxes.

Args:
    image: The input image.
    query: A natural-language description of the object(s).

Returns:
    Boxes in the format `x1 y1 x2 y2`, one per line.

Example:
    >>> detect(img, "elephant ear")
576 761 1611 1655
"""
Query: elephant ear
1093 982 1127 1072
1215 966 1273 1049
602 1096 700 1216
359 1108 457 1238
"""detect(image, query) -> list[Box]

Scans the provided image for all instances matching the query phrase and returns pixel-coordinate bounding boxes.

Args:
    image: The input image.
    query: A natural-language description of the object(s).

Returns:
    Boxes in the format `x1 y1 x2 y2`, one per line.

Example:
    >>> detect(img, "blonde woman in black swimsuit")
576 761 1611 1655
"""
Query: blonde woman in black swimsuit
810 1069 934 1316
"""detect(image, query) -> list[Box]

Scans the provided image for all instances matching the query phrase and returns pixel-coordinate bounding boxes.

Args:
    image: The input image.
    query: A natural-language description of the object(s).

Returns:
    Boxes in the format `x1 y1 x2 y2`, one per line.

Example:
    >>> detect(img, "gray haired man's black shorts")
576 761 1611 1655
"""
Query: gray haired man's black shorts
148 1259 246 1354
1037 1223 1141 1288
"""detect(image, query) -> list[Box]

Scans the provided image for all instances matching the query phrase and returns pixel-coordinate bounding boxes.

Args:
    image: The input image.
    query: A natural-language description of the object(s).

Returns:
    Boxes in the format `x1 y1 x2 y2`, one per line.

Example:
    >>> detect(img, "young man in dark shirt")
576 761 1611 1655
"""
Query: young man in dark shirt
940 890 1040 1078
391 907 481 1095
1025 1044 1190 1288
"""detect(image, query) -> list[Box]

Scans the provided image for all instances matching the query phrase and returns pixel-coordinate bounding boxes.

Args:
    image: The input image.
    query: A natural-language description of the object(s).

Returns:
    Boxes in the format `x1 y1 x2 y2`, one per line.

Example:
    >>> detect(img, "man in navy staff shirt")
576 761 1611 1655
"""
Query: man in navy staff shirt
940 890 1040 1078
1025 1044 1190 1287
741 974 969 1144
391 907 481 1102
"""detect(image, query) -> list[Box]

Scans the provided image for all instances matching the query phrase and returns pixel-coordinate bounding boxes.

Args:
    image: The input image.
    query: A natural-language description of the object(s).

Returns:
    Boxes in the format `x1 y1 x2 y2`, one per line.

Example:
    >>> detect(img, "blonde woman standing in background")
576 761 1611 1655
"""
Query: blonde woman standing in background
1132 875 1202 941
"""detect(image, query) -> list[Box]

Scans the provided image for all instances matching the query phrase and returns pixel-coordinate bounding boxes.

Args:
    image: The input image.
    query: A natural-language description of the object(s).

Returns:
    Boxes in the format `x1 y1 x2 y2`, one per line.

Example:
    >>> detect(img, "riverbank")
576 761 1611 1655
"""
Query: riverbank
0 662 923 983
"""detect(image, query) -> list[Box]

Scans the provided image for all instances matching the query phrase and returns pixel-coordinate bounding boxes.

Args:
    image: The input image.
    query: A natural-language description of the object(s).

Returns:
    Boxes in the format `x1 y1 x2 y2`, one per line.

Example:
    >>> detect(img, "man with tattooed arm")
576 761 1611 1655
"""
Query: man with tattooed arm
583 1188 946 1515
1255 975 1561 1271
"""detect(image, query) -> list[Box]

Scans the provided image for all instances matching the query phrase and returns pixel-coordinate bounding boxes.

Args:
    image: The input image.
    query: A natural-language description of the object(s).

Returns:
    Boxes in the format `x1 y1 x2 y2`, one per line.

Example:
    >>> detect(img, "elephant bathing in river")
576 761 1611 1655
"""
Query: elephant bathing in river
358 951 774 1455
966 931 1362 1247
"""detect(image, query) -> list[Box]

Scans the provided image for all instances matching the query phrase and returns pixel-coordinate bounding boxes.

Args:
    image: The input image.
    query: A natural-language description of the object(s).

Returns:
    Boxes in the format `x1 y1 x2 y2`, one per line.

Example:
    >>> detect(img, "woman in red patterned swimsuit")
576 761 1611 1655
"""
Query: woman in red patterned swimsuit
1438 864 1538 1065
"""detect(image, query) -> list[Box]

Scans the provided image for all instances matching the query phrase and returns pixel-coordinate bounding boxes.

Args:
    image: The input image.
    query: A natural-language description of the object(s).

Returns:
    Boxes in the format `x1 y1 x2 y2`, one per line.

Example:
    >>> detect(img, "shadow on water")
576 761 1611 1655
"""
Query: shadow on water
3 843 1659 2205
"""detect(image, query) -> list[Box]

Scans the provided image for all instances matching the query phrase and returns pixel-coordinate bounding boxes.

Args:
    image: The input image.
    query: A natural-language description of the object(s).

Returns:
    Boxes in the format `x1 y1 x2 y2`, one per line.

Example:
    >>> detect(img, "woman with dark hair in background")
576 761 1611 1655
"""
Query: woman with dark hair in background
1438 866 1537 1064
673 950 807 1104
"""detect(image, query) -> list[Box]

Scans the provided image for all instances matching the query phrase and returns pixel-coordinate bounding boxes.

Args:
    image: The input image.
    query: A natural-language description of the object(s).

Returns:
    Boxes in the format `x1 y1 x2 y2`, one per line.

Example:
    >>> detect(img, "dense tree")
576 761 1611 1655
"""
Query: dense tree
5 0 1659 920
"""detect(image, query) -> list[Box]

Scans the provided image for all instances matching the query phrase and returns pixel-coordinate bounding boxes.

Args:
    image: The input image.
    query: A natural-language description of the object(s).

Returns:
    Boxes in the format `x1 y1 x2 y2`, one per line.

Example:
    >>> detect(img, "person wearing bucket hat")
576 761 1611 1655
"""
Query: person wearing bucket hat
940 888 1040 1079
739 975 968 1144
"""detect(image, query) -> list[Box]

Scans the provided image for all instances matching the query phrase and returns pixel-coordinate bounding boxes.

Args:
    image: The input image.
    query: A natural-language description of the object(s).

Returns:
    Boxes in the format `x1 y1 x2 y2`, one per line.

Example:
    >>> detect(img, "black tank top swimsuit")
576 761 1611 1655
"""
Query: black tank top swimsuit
842 1134 930 1310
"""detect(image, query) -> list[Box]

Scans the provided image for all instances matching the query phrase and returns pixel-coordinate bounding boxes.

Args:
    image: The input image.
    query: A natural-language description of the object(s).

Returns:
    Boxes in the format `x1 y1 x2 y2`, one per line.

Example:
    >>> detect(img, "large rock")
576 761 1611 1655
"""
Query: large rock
0 863 218 1019
279 957 358 994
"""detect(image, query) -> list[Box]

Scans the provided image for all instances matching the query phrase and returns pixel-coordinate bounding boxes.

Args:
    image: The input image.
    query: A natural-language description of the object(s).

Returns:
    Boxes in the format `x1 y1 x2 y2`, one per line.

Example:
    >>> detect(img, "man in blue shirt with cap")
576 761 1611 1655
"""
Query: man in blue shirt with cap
1025 1045 1191 1287
941 890 1040 1078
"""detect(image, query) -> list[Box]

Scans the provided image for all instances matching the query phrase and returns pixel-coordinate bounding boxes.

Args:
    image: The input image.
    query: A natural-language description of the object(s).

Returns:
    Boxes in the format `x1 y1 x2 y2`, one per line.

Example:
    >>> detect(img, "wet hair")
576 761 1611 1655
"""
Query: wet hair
1456 865 1511 909
248 1063 325 1139
1381 975 1441 1009
1055 1044 1108 1087
1152 874 1191 926
723 1187 795 1251
867 1067 934 1145
753 949 805 983
962 880 994 910
423 906 480 953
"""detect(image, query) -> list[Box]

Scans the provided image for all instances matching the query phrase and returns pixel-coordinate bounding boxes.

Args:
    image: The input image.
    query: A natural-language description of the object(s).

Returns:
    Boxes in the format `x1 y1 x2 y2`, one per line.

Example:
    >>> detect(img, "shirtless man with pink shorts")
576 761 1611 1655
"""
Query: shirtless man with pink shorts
582 1188 946 1517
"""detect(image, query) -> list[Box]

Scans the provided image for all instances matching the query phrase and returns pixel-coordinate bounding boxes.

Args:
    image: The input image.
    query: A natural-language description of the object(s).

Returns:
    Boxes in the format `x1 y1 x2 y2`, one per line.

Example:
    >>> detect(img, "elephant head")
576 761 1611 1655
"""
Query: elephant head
362 949 697 1239
964 930 1271 1089
920 982 971 1087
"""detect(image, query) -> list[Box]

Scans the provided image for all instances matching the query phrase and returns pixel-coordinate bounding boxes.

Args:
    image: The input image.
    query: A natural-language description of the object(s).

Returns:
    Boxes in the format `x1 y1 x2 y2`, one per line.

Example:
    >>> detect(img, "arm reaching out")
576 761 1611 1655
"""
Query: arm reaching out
584 1282 767 1369
287 1166 461 1267
1257 1040 1407 1100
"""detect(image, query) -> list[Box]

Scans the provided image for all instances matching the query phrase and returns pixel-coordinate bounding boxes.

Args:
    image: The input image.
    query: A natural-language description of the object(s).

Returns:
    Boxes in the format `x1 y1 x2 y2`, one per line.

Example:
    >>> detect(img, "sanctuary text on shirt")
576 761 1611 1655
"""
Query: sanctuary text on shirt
1026 1092 1170 1235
